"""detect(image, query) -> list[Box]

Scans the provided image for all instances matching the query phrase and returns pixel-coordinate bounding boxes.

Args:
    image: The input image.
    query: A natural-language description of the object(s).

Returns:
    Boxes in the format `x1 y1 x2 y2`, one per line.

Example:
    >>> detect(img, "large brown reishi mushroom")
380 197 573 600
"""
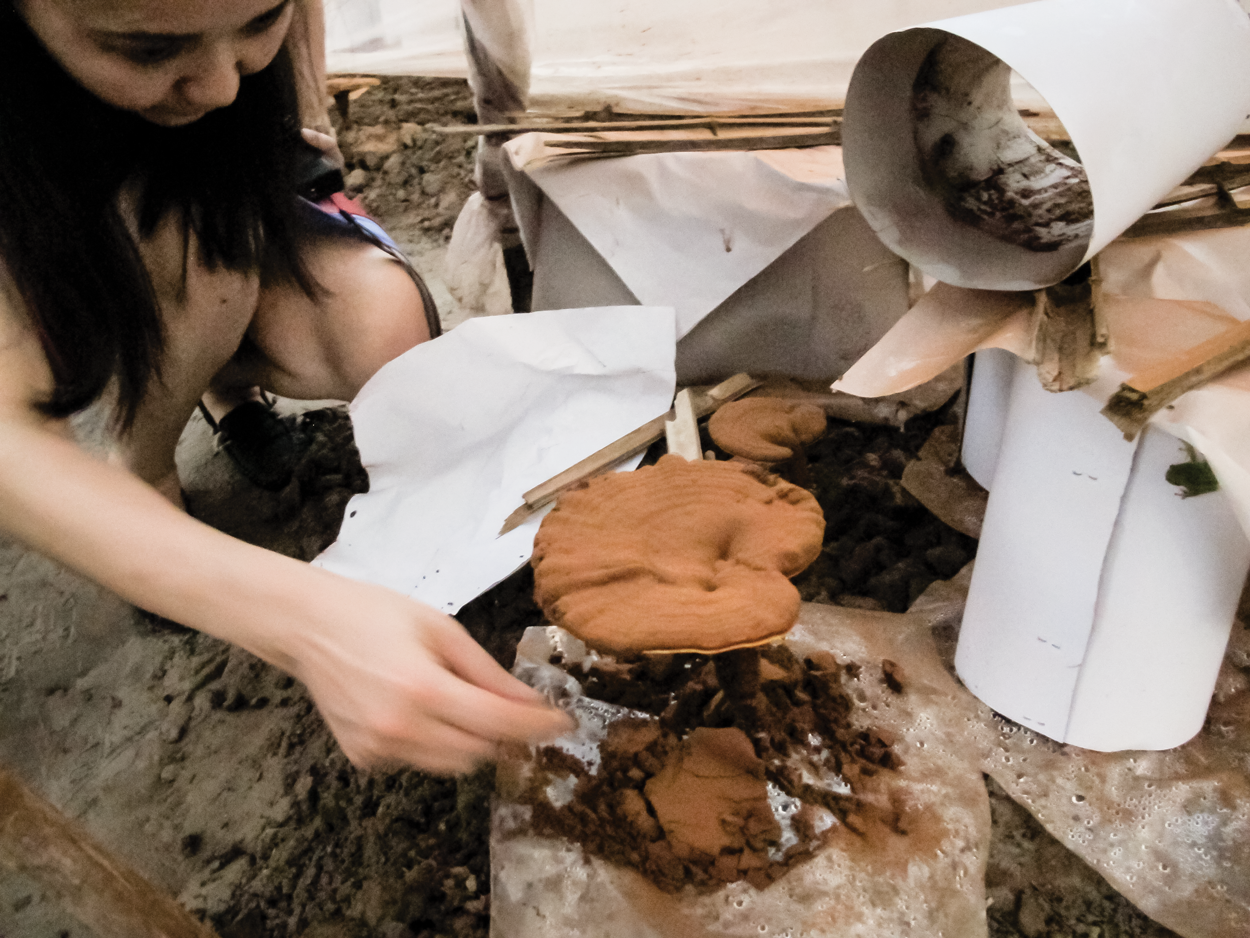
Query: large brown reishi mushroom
532 454 825 723
532 454 824 654
707 397 827 487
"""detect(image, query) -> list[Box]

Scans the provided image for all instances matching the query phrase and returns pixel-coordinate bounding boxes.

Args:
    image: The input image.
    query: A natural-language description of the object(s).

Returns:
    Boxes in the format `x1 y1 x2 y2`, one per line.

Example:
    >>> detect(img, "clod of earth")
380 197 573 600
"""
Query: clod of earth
531 453 825 655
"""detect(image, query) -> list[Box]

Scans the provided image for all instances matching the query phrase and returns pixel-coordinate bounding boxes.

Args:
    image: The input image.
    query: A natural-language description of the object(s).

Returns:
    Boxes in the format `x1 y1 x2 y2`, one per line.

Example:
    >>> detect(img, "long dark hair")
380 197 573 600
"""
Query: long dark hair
0 5 315 428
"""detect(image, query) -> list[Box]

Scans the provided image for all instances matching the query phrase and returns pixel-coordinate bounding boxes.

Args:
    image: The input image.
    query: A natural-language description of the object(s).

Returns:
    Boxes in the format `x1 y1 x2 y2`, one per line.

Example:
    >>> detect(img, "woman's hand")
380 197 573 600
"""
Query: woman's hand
277 570 573 774
0 409 569 777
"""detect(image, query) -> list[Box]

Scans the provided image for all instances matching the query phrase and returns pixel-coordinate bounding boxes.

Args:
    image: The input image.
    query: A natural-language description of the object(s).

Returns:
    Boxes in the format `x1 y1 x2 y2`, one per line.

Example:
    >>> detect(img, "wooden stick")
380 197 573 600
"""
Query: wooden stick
0 766 220 938
497 373 761 534
1030 263 1103 393
1123 206 1250 239
508 107 844 122
664 389 703 461
1101 319 1250 440
540 130 842 158
432 117 838 135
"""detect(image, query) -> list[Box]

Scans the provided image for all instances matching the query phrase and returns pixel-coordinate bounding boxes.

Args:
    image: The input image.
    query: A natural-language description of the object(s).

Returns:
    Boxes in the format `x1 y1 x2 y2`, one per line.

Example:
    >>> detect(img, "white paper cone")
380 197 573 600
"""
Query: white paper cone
843 0 1250 291
956 355 1250 751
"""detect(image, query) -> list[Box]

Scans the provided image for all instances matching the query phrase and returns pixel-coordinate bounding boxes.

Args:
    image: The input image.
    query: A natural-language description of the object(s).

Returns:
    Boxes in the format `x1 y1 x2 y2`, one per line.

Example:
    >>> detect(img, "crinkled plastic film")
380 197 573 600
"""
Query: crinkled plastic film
496 559 1250 938
493 604 992 938
326 0 1038 111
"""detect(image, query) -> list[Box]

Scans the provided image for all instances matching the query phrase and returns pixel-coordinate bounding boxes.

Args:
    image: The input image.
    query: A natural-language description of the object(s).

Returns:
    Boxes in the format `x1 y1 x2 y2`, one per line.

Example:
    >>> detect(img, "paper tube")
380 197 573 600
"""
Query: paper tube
956 354 1250 751
960 347 1014 489
843 0 1250 291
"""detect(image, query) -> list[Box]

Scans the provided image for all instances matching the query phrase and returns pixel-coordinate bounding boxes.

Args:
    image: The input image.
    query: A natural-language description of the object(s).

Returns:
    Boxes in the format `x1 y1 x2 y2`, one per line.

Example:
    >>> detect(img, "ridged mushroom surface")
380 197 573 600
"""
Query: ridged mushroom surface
707 398 827 463
531 455 825 654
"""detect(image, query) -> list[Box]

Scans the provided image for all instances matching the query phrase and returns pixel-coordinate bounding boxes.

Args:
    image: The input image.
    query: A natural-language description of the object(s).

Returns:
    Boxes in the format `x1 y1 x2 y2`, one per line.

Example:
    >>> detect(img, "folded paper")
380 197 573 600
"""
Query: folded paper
504 135 855 337
504 137 910 383
314 306 677 613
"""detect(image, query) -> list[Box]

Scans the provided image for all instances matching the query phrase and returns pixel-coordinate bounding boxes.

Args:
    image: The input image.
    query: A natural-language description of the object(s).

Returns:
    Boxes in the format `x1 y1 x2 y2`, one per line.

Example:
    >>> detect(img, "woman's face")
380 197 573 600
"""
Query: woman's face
18 0 294 126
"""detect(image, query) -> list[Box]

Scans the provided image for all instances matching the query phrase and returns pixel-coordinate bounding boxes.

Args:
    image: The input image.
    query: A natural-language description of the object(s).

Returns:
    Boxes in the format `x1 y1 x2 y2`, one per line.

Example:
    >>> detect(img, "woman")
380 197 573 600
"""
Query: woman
0 0 571 773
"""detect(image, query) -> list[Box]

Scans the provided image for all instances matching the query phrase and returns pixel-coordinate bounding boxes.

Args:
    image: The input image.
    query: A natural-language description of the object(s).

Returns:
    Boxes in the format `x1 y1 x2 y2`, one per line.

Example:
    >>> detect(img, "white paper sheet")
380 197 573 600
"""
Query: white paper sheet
314 306 677 613
503 136 853 337
842 0 1250 291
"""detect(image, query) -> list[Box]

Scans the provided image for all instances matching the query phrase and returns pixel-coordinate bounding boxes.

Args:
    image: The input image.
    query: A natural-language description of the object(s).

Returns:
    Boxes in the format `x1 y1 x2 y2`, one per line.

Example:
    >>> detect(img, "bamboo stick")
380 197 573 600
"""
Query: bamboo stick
664 389 703 462
497 373 761 534
0 766 219 938
542 130 841 157
1122 206 1250 239
1102 319 1250 440
432 116 838 135
507 107 844 122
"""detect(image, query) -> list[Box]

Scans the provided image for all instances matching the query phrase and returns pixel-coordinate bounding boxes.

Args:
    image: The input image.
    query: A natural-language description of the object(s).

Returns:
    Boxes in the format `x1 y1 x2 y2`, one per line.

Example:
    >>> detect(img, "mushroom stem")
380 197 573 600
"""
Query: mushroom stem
713 648 762 725
784 446 813 490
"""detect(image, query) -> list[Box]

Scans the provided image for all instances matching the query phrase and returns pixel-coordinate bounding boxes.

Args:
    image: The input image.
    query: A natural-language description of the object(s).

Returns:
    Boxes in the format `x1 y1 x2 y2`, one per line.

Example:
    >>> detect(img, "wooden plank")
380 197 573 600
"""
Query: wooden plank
1122 205 1250 239
0 766 220 938
1102 320 1250 440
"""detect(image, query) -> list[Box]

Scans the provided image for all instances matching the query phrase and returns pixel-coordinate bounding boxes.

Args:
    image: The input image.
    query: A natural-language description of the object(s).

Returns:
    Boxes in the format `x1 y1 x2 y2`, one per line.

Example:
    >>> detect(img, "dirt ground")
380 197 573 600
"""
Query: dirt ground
0 78 1186 938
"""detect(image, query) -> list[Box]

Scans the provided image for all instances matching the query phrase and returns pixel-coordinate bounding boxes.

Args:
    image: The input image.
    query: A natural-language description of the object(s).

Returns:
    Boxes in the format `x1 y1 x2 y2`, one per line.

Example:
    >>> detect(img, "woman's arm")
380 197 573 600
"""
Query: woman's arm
0 285 570 774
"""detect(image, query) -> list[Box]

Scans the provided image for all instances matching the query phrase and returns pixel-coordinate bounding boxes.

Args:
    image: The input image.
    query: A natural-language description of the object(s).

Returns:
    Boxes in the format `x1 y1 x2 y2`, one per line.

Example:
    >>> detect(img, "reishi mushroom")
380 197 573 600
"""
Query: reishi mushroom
707 397 827 487
531 453 825 721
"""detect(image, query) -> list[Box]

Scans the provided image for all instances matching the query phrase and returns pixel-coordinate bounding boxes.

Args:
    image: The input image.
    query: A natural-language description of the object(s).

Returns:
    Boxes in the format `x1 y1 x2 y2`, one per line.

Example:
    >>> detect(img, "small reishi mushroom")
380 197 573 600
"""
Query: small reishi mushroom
531 454 825 723
707 398 827 488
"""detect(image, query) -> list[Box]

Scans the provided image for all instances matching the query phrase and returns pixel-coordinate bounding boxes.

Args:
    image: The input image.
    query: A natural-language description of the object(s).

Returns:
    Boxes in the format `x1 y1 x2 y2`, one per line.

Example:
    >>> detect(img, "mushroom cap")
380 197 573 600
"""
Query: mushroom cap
531 454 825 655
707 398 827 463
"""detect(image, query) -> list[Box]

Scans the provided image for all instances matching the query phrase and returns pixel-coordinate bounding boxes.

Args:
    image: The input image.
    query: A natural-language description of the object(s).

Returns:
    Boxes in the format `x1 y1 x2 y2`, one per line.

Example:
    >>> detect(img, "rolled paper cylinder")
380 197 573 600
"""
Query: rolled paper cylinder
956 354 1250 751
843 0 1250 291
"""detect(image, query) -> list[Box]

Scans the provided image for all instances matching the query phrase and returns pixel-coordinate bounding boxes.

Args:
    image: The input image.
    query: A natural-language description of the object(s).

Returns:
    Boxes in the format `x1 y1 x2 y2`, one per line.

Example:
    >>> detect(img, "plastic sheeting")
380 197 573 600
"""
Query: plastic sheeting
325 0 1039 111
495 604 993 938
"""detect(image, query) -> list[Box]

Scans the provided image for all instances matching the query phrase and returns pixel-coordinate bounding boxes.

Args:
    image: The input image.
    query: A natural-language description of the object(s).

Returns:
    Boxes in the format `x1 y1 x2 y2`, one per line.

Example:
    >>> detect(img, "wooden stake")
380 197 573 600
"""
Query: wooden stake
1102 318 1250 440
0 766 219 938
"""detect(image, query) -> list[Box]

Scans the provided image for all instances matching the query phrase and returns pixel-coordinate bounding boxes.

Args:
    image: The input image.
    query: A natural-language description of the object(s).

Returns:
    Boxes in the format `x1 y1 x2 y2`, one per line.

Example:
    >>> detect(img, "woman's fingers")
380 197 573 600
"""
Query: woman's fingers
428 615 551 704
407 632 574 746
292 587 573 775
340 712 499 775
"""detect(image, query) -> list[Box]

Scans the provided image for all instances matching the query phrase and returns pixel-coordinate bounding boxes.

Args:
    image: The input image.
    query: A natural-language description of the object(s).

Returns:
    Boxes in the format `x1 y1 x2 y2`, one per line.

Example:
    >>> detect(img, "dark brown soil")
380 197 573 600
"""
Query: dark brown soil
504 643 898 894
332 77 479 244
